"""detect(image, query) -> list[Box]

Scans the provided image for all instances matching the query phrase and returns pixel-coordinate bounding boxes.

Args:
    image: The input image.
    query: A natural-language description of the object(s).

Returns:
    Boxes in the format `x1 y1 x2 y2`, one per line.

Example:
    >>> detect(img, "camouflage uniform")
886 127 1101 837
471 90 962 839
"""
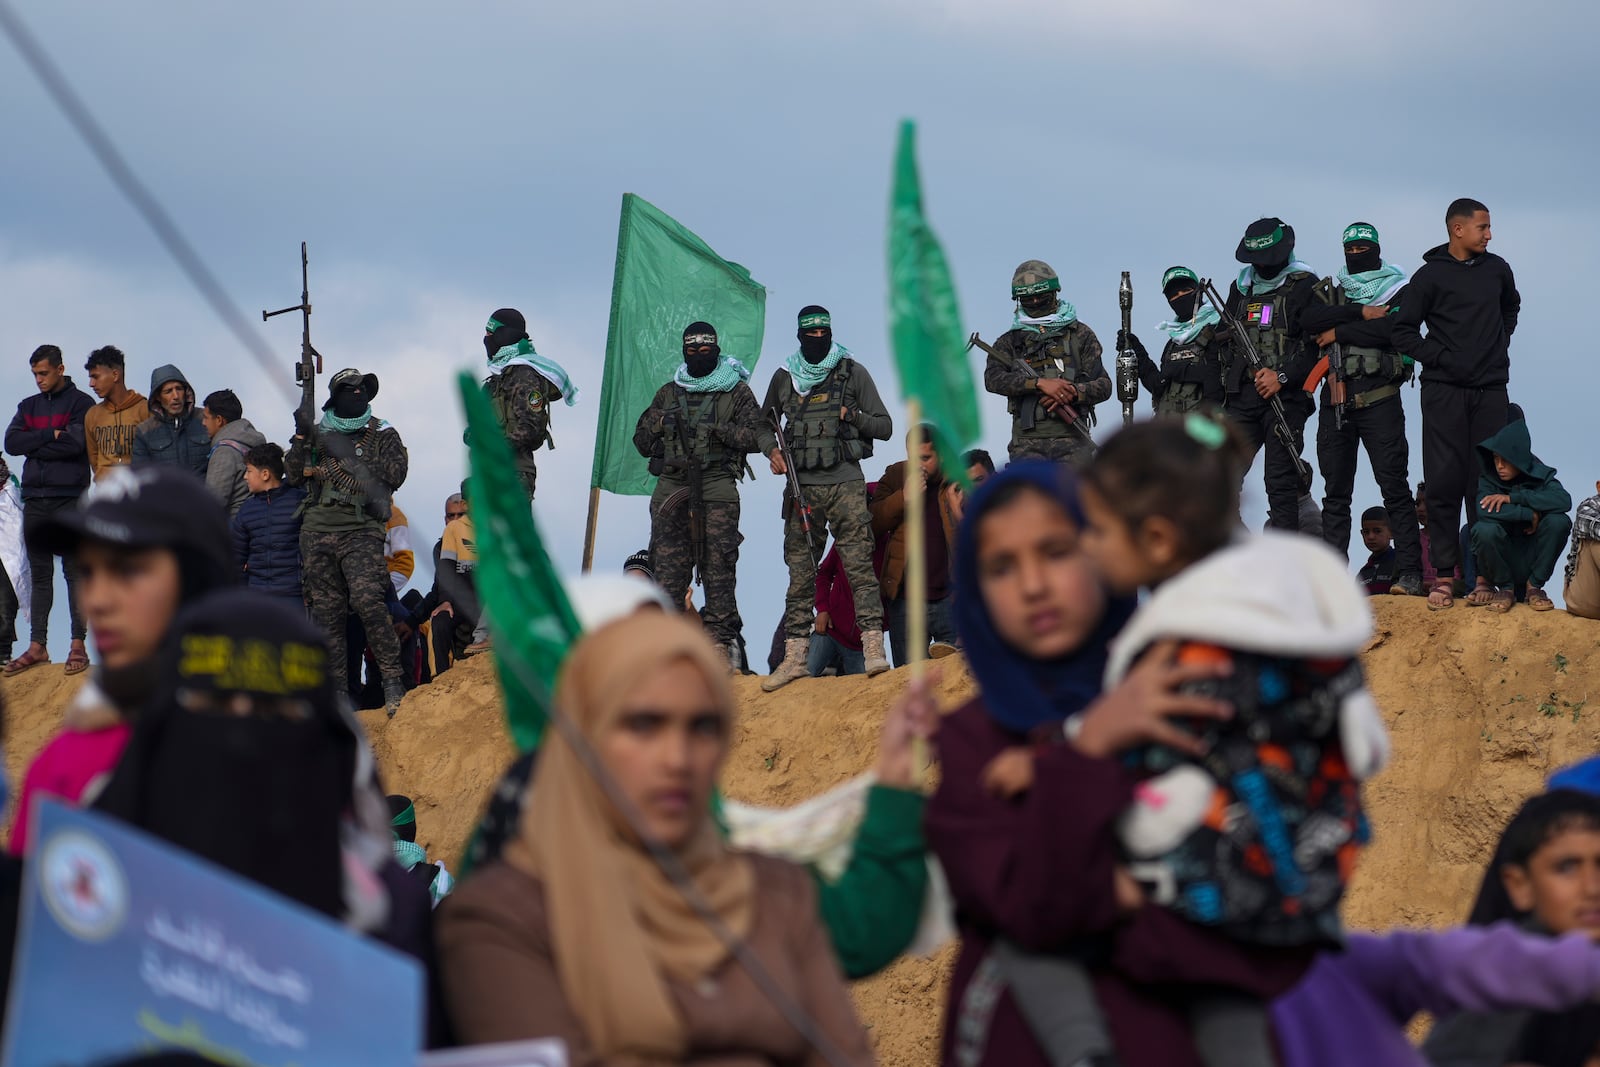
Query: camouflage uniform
484 364 559 500
984 261 1113 467
286 417 409 696
633 379 774 650
780 483 880 636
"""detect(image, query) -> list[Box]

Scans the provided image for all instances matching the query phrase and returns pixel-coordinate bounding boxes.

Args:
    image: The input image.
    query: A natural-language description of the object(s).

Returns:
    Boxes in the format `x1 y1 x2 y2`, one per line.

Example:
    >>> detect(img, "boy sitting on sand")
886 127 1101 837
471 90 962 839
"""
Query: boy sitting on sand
1469 417 1571 613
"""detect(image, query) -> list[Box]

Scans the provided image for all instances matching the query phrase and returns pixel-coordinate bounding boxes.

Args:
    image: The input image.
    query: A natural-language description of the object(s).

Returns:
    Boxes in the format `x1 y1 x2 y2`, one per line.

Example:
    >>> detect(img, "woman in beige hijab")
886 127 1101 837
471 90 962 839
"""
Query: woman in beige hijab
437 611 874 1065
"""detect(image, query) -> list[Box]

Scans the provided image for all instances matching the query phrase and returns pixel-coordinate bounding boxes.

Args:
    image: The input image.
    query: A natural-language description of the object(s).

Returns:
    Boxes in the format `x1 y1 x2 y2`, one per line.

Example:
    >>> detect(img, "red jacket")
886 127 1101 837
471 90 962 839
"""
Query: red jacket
812 546 862 651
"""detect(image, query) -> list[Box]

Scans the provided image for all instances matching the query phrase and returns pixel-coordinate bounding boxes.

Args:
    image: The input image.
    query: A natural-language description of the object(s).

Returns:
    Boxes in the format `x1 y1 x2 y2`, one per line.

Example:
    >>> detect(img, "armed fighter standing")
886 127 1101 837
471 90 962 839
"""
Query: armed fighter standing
480 308 577 500
1122 266 1228 415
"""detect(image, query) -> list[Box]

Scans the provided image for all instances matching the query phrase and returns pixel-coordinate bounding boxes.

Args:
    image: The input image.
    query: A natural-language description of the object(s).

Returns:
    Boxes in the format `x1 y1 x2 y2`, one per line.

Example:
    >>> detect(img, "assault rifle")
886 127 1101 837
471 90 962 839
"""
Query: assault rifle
1199 278 1313 489
1304 341 1348 432
262 242 322 441
1116 271 1138 426
660 407 707 586
966 332 1094 444
769 410 819 573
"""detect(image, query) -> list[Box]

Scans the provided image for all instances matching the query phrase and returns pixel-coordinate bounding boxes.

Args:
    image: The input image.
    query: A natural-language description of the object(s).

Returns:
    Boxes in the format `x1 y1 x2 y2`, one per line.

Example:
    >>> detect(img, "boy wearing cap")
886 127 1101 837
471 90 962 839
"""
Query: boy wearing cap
480 308 577 501
1121 265 1227 415
285 367 410 717
1301 222 1424 597
1224 218 1319 532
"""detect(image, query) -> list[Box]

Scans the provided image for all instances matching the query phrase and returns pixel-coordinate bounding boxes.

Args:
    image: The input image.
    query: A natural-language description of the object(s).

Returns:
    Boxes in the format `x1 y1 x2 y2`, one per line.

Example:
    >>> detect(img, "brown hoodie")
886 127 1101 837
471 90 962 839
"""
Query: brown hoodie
84 389 149 480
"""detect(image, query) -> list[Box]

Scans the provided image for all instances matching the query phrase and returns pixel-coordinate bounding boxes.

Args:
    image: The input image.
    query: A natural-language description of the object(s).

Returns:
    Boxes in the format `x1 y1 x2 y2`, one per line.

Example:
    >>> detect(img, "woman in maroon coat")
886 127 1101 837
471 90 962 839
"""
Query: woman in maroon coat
925 462 1307 1067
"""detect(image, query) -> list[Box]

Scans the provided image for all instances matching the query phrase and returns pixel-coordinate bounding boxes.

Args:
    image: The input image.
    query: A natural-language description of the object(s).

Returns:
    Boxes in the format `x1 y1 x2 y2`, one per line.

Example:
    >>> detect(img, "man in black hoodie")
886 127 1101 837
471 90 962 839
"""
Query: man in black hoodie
3 345 94 674
1390 198 1522 609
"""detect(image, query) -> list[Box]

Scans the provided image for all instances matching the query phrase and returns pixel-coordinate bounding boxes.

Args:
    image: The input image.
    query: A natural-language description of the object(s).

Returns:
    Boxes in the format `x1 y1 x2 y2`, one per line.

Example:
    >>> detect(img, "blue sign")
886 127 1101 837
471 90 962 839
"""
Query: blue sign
3 800 424 1066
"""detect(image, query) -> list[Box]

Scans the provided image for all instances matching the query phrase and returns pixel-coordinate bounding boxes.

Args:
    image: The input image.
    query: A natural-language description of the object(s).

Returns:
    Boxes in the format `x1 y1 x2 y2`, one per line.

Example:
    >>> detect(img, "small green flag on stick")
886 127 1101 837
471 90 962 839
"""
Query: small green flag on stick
887 120 980 485
458 372 582 754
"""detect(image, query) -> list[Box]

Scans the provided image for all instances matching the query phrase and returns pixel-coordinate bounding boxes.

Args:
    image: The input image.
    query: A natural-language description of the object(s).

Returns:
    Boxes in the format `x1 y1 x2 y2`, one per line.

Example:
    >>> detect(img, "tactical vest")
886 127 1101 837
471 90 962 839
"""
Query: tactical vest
488 369 554 452
780 360 870 471
1154 327 1218 416
1237 272 1315 371
1008 326 1092 438
1313 279 1408 386
660 388 741 478
309 419 388 517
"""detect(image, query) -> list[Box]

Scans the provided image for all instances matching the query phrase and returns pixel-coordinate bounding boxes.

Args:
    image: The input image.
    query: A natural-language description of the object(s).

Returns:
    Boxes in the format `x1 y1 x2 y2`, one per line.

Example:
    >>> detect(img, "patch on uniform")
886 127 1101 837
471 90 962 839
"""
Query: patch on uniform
528 393 545 411
1246 302 1272 327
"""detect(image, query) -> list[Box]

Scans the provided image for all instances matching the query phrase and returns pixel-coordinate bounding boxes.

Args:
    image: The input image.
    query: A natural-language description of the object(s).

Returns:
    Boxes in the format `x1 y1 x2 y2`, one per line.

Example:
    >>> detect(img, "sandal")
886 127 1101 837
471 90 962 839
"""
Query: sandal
1426 582 1454 611
64 646 90 676
1527 586 1555 612
1465 583 1497 607
3 646 49 676
1487 589 1516 614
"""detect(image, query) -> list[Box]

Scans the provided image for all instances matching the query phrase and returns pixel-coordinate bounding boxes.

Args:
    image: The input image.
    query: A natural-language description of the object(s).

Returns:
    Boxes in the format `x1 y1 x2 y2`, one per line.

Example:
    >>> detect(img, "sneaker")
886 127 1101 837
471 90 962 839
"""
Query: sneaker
462 638 492 657
1389 573 1424 597
929 641 960 659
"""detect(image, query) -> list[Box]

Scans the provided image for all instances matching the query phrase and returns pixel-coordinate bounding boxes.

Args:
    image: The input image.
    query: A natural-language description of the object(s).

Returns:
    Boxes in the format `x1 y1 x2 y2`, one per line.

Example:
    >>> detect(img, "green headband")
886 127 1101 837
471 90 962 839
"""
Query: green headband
1011 278 1062 298
1242 225 1285 252
390 801 416 828
1162 266 1199 290
1184 413 1226 450
485 318 503 333
1342 223 1380 246
798 312 831 330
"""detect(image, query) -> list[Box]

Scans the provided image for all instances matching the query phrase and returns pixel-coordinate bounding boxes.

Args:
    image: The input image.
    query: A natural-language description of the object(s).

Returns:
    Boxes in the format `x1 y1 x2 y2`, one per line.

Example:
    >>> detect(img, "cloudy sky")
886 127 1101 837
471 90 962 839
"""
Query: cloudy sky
3 0 1596 653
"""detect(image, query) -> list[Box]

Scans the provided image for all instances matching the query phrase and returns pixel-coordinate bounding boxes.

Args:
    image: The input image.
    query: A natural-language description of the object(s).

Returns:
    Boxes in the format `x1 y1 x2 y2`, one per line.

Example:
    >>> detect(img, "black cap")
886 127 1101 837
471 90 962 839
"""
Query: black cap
623 548 654 581
322 367 379 411
29 466 237 598
1235 217 1296 266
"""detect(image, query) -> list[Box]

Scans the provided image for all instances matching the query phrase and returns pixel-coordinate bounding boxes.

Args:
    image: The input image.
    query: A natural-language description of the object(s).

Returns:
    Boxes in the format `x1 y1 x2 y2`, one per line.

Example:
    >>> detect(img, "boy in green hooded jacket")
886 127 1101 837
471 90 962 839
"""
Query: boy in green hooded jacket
1469 418 1572 613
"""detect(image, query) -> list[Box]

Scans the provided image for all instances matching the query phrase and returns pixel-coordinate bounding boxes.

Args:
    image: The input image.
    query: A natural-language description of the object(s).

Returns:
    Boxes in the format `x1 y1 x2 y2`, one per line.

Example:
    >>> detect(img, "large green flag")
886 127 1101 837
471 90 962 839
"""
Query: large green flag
887 121 981 484
590 193 767 496
459 372 582 754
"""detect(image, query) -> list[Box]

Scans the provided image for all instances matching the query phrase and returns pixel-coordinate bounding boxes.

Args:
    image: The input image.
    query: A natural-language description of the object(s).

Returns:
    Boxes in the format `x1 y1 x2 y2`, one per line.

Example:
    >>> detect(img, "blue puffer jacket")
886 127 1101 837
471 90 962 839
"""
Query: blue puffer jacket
131 364 211 477
230 485 307 597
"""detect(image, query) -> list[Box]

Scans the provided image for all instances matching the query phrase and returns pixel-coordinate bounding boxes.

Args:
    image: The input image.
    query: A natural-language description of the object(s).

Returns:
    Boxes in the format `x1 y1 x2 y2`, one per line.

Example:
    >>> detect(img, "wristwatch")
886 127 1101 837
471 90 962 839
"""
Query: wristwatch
1276 371 1289 385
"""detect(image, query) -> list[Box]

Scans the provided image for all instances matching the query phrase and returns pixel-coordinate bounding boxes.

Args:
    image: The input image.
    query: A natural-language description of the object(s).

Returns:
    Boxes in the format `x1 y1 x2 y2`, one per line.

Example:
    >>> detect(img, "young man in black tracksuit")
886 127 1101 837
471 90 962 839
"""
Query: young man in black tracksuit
1301 222 1424 597
1223 217 1319 531
1390 197 1521 610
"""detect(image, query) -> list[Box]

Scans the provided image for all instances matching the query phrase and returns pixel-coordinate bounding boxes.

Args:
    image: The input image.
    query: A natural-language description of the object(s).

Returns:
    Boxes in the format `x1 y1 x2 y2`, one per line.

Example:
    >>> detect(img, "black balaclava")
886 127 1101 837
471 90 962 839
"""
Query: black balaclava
95 591 354 920
797 305 833 364
485 307 529 359
331 381 368 419
1164 284 1198 323
682 321 720 378
1255 255 1291 281
1345 243 1382 274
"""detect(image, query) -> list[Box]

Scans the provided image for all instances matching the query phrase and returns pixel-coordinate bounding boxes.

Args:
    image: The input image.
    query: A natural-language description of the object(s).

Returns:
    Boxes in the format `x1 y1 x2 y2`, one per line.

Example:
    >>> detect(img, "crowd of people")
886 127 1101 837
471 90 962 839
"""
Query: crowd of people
5 196 1600 1065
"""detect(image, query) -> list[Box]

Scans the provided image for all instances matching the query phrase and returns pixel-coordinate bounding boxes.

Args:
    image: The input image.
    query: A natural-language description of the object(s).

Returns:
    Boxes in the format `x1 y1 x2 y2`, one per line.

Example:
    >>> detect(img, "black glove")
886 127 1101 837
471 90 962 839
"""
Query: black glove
293 407 313 438
1116 330 1148 360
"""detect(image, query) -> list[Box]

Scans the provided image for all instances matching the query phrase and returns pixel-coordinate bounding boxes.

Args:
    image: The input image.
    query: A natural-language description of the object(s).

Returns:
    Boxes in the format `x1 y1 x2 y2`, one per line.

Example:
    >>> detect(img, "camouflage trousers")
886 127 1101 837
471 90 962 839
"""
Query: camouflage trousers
1007 431 1095 468
782 479 883 638
301 528 401 694
513 454 538 501
651 494 741 646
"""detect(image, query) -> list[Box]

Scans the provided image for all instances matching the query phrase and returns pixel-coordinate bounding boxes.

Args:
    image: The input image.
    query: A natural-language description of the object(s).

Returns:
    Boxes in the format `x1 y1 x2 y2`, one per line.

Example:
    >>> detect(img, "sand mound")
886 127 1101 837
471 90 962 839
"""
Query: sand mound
6 598 1600 1063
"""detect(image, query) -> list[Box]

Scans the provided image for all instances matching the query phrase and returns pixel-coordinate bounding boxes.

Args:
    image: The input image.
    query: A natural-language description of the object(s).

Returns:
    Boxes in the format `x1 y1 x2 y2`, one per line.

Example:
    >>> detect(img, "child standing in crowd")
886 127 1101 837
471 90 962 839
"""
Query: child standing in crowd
961 418 1385 1067
1358 506 1399 596
1564 482 1600 621
1469 417 1571 613
230 443 306 610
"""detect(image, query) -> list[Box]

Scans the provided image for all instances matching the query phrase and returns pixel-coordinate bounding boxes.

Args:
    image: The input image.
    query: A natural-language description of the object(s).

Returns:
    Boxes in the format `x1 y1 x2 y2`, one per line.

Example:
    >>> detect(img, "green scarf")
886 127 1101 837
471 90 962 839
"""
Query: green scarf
674 355 752 394
1012 301 1078 334
1336 262 1408 306
1236 260 1317 295
785 342 849 393
320 406 373 434
487 340 579 406
1158 304 1221 345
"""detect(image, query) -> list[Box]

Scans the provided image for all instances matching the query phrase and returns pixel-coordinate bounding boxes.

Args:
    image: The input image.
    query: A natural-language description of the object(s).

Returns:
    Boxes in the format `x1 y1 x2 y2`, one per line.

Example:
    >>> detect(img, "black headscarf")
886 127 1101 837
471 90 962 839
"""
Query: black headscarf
485 307 529 359
96 590 358 920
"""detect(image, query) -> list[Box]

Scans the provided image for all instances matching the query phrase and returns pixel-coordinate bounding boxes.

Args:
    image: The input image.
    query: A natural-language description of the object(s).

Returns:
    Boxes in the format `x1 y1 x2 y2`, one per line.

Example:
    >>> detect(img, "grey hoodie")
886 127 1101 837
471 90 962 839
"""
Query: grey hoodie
206 417 268 516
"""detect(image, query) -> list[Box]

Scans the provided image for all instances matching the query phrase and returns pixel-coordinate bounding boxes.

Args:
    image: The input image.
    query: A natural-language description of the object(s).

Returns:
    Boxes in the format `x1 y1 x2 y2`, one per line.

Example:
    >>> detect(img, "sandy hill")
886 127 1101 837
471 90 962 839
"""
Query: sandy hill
5 598 1600 1064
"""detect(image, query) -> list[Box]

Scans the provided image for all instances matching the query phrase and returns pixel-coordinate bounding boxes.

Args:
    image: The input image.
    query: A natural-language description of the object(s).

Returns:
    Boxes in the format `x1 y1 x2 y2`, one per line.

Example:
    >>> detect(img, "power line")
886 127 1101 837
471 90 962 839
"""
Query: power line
0 0 291 406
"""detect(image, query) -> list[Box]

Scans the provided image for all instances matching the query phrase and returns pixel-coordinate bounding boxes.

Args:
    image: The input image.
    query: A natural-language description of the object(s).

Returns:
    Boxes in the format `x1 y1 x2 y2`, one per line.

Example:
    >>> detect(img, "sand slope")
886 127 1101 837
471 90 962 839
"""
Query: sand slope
5 598 1600 1064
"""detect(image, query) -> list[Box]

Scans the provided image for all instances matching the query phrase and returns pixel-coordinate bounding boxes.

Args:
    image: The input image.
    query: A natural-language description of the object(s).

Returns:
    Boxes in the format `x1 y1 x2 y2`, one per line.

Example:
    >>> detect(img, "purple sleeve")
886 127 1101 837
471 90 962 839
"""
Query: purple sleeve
1334 925 1600 1021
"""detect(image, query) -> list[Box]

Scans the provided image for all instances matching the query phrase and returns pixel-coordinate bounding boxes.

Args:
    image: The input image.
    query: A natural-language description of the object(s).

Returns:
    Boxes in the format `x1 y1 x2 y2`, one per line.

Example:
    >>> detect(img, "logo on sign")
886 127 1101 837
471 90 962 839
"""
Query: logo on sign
39 829 129 943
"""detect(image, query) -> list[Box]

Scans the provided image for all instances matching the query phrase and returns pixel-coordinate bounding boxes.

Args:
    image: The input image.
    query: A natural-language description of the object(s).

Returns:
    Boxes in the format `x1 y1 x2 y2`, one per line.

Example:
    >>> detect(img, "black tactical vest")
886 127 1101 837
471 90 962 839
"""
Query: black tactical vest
1237 272 1315 370
1313 280 1407 384
660 389 739 478
1155 326 1218 416
781 361 869 471
1009 326 1091 438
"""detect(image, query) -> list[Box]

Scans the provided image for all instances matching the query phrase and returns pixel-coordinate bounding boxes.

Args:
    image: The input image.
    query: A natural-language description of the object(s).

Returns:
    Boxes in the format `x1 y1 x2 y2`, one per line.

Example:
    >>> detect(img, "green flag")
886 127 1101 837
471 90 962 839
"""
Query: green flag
887 120 981 483
459 372 582 754
590 193 767 495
